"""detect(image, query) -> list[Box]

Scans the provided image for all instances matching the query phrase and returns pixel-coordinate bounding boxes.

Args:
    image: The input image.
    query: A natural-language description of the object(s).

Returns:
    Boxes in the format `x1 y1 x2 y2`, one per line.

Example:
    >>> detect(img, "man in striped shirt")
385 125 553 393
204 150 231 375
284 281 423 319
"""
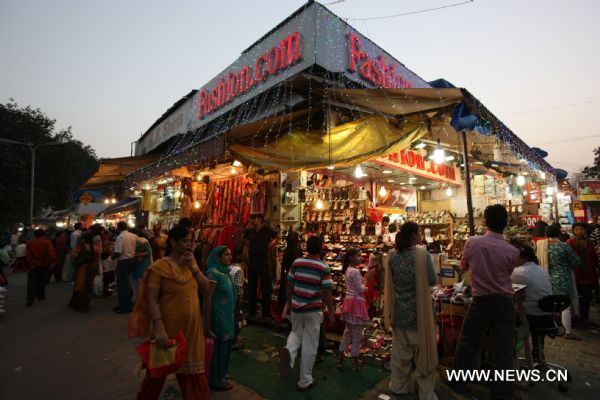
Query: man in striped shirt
279 235 334 391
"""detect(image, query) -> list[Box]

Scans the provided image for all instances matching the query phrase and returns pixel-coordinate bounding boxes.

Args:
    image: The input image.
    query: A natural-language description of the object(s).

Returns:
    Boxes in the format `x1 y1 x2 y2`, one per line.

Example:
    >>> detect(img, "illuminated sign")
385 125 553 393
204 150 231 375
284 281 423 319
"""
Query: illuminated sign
198 32 302 119
347 32 413 89
375 149 461 185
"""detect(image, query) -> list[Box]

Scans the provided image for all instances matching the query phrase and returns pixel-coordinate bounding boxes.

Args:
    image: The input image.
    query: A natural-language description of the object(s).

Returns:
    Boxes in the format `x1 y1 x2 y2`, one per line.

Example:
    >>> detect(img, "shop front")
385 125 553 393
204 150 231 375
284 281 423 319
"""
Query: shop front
123 1 558 367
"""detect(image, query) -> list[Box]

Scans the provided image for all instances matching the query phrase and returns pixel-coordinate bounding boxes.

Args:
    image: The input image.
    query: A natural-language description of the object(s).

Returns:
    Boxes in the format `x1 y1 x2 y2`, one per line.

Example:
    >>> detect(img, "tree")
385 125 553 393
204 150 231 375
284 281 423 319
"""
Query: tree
0 100 98 227
582 146 600 179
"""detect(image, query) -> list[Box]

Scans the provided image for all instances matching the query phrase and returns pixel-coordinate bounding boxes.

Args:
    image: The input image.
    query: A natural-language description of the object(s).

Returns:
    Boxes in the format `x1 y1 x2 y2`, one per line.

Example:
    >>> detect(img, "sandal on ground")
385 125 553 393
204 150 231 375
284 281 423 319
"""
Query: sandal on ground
212 381 234 391
351 359 364 371
564 333 582 340
297 379 317 392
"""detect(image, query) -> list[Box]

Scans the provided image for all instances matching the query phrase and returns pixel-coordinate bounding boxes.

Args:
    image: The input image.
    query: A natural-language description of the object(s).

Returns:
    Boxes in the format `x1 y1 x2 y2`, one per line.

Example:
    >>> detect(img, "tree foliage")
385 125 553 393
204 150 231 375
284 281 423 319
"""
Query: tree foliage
0 100 98 226
582 146 600 179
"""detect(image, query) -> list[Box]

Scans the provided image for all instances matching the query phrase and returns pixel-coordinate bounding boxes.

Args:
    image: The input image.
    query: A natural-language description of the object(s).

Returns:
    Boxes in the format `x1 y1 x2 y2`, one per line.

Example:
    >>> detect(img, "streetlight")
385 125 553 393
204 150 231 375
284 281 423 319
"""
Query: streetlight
0 138 65 224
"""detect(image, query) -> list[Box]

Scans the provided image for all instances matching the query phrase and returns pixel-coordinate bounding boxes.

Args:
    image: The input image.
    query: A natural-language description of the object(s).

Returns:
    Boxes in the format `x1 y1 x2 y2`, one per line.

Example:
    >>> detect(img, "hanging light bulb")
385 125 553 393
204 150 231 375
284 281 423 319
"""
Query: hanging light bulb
354 164 364 178
104 198 109 204
194 200 200 209
315 198 324 210
546 186 554 196
327 165 335 170
432 139 445 165
232 160 242 167
379 185 387 197
196 173 203 181
446 187 453 197
111 198 117 204
230 166 237 174
516 175 526 186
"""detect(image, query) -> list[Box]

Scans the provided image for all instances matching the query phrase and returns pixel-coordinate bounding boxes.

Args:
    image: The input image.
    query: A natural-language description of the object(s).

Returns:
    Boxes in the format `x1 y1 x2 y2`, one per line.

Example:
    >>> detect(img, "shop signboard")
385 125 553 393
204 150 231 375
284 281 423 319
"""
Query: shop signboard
578 180 600 201
374 149 462 186
522 215 542 229
136 2 430 154
79 192 94 205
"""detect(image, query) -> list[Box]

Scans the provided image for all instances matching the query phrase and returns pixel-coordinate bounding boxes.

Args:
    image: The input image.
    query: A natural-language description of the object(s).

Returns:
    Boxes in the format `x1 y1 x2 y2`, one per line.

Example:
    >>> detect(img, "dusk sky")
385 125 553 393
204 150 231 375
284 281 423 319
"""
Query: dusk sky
1 0 599 174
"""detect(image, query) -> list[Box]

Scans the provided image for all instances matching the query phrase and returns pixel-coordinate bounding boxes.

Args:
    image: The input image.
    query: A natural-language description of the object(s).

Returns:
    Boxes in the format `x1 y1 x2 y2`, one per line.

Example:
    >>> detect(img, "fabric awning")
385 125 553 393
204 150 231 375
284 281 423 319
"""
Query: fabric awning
80 154 161 189
229 115 429 170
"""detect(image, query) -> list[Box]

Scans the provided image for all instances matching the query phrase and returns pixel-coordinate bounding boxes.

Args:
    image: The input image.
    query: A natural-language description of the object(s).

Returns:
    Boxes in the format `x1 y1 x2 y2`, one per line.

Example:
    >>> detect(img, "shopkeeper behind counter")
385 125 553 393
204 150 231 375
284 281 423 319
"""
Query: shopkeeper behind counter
450 204 519 400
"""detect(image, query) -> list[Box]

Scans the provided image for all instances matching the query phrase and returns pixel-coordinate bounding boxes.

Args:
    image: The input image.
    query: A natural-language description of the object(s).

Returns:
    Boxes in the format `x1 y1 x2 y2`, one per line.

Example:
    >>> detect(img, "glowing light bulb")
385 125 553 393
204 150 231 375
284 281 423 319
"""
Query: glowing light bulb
315 198 324 209
327 165 335 170
382 170 392 174
197 174 203 181
354 164 364 178
232 160 242 167
104 198 109 204
194 200 200 209
111 198 116 204
174 190 181 198
379 185 387 197
446 187 453 197
546 187 554 196
432 140 445 165
516 175 526 186
230 166 237 174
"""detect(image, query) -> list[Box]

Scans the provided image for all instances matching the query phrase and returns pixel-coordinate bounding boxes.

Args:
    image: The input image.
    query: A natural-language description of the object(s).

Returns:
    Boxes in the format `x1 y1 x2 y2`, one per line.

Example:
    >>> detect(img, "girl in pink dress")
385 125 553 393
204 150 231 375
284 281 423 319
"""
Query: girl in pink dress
337 248 370 370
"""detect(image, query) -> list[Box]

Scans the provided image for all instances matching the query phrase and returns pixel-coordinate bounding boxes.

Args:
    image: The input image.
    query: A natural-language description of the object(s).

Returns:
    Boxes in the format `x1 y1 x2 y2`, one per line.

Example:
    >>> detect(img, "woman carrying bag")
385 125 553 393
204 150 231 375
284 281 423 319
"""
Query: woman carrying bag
129 225 213 400
384 222 438 400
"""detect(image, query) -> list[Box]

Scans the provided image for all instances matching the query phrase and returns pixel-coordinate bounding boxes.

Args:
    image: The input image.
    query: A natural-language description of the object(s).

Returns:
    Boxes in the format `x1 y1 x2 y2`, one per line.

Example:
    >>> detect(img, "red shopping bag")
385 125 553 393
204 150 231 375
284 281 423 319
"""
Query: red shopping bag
136 331 187 379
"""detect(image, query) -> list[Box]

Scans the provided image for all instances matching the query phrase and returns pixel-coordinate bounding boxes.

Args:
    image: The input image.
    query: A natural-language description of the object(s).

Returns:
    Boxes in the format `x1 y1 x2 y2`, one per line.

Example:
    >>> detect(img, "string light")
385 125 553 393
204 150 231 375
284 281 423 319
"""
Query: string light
194 200 200 209
111 198 117 204
104 198 109 204
316 198 324 209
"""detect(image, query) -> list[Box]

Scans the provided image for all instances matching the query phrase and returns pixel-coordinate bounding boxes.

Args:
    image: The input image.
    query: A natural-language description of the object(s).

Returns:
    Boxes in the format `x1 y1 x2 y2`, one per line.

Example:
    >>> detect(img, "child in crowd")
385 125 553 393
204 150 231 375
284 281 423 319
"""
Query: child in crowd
229 256 246 349
337 248 370 370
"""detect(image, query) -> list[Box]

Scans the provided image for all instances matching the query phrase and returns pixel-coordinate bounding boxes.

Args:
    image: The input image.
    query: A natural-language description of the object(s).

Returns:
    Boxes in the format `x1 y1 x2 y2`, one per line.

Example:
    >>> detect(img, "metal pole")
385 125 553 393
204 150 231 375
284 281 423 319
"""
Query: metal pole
29 145 36 225
460 131 476 236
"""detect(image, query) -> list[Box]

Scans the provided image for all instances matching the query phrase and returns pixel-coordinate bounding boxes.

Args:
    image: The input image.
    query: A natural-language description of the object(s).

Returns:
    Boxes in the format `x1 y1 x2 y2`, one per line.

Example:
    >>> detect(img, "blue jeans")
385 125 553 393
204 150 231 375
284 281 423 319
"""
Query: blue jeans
116 259 134 311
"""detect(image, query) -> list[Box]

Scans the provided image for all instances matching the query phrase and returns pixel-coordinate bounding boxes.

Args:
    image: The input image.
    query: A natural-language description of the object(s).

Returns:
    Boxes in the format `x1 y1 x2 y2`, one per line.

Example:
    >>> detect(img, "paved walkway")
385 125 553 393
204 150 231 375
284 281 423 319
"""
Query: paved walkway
0 271 261 400
2 269 599 400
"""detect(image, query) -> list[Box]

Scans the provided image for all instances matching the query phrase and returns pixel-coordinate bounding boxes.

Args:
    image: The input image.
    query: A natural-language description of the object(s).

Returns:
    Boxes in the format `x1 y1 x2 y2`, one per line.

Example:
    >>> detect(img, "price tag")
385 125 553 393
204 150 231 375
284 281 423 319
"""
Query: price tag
522 215 542 228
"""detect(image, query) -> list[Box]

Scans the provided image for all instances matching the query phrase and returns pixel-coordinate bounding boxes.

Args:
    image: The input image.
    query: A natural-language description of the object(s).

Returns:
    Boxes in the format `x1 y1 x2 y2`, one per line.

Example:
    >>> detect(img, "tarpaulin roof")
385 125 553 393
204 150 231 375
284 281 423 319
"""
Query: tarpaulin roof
80 154 161 189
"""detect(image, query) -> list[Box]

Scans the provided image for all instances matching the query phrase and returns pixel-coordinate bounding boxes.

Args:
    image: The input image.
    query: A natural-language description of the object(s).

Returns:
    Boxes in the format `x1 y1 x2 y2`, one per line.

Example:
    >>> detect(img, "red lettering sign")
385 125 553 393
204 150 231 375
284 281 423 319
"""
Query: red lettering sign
347 32 412 89
198 32 302 119
523 215 542 228
374 149 461 186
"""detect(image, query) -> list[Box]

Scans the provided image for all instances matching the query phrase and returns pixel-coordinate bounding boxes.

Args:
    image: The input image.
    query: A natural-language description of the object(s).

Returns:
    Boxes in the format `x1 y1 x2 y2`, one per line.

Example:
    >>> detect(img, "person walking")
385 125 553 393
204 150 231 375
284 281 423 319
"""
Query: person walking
450 205 519 400
384 222 438 400
25 229 56 306
64 223 83 283
129 225 212 400
53 230 68 282
336 248 370 371
244 214 277 319
68 231 101 312
132 230 153 303
205 246 236 391
112 221 138 313
536 224 582 339
229 256 246 350
279 235 335 392
567 222 598 326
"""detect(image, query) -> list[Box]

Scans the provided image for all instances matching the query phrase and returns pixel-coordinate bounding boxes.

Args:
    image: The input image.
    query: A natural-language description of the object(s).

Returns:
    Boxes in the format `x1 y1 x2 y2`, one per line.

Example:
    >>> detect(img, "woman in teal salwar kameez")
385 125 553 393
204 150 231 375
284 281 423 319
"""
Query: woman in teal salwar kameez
206 246 236 390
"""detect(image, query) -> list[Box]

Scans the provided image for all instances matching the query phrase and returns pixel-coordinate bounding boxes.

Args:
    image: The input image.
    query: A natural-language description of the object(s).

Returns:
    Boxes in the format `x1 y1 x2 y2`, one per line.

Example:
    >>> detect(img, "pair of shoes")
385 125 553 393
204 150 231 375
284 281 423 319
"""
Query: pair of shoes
279 348 292 377
297 379 317 392
25 302 33 307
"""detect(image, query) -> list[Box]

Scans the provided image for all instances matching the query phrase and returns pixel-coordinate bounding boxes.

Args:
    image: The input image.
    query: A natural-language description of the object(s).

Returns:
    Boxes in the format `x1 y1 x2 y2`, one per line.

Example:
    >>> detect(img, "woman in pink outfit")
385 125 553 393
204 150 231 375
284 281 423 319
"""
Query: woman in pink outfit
337 248 370 370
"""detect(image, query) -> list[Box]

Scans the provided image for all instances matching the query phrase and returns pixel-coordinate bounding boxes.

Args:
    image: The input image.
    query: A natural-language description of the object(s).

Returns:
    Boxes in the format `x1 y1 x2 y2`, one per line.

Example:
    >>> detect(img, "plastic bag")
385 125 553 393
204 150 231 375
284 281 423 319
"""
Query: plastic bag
92 275 103 297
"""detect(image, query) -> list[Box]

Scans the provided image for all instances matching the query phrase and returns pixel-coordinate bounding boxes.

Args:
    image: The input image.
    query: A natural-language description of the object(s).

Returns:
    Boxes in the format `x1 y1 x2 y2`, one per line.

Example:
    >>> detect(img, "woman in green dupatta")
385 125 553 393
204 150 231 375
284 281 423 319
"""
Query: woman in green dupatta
206 245 236 390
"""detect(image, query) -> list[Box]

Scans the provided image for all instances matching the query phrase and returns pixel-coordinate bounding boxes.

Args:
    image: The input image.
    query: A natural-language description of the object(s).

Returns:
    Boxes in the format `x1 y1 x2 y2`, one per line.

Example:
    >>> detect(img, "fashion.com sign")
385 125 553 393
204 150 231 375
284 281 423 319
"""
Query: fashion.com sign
198 32 302 119
347 32 413 89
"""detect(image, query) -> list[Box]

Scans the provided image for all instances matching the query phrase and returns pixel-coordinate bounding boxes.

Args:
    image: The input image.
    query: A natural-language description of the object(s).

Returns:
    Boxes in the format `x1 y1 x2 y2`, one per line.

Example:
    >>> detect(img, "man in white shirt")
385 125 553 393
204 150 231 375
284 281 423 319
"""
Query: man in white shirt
510 243 553 361
112 221 138 313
